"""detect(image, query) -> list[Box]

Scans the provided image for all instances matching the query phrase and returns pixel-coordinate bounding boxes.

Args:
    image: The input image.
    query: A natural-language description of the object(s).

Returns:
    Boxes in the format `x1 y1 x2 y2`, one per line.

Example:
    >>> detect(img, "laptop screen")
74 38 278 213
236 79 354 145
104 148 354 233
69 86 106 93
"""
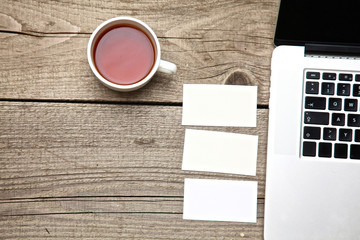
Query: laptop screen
275 0 360 47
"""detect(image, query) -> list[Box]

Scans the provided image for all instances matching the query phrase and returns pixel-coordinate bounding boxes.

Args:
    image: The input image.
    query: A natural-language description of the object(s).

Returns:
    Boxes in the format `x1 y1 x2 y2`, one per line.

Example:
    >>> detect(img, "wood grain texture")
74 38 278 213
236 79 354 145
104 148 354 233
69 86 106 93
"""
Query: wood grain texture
0 212 264 239
1 1 276 238
0 101 268 239
0 0 279 104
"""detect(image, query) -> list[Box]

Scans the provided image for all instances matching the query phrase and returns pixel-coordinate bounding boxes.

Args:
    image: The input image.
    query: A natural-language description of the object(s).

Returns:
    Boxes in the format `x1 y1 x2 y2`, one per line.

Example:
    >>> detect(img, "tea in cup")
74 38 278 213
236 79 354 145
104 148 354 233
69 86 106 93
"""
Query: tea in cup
87 17 176 91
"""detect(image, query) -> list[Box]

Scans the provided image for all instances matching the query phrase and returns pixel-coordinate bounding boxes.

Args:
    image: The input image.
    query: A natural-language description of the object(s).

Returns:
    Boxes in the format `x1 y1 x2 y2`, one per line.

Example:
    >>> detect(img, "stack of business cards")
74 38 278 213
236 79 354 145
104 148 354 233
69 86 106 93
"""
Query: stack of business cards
181 84 259 223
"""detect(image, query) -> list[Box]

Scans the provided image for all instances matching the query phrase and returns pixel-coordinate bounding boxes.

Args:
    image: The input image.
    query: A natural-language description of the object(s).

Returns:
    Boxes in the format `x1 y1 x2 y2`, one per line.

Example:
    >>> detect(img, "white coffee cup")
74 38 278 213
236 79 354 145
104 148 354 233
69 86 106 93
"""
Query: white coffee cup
87 16 177 92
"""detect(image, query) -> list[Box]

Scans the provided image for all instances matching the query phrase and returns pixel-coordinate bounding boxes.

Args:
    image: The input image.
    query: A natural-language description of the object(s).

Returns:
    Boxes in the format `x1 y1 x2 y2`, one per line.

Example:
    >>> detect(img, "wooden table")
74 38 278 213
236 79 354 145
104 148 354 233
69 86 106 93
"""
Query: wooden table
0 1 278 239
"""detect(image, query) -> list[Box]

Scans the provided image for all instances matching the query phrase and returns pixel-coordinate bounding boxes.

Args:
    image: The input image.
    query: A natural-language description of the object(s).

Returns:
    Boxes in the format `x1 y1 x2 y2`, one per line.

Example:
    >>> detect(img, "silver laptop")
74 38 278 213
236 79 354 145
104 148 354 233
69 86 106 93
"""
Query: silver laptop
265 1 360 239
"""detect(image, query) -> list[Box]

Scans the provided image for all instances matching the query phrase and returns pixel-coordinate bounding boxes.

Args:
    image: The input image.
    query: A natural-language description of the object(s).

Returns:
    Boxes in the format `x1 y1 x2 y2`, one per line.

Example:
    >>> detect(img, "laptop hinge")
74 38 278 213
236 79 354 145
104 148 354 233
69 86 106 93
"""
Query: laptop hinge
305 44 360 57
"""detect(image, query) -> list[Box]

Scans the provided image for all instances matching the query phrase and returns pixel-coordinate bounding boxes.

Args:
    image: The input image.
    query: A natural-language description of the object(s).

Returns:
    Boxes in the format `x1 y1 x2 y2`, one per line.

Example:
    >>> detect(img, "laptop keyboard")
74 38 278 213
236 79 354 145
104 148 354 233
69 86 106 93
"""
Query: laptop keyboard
302 69 360 159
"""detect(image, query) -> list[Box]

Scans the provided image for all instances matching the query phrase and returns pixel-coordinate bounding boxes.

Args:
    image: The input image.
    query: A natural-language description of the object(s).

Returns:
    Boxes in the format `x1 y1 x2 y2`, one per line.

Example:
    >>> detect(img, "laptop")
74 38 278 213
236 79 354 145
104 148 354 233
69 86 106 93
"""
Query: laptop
264 0 360 239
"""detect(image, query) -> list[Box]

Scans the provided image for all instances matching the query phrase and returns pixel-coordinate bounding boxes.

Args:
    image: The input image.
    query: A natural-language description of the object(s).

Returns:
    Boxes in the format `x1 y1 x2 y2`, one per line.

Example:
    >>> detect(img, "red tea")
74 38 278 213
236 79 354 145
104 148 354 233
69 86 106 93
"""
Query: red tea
94 25 155 85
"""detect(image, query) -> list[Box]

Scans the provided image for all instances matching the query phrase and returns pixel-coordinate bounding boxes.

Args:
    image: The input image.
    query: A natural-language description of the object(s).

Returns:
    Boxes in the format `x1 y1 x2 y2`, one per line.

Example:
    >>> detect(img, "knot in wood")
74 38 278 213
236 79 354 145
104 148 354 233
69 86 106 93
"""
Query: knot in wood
224 71 251 86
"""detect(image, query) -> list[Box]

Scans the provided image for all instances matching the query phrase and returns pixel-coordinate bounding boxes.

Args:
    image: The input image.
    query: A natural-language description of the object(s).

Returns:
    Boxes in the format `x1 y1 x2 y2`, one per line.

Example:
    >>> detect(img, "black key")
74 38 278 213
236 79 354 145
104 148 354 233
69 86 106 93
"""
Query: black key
323 72 336 80
355 130 360 142
304 112 329 125
323 128 336 141
337 83 350 96
339 129 352 142
328 98 342 111
306 82 319 94
355 74 360 82
321 82 335 95
344 99 358 112
306 72 320 79
348 114 360 127
350 145 360 160
303 126 321 139
335 143 348 159
303 141 316 157
339 73 353 81
305 97 326 110
353 84 360 97
332 113 345 126
319 143 332 158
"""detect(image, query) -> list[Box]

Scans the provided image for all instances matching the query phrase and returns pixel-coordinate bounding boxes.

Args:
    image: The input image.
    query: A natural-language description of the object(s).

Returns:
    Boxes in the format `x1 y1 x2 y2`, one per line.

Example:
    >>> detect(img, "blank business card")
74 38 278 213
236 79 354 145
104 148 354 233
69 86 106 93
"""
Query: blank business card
182 129 258 176
182 84 257 127
183 178 258 223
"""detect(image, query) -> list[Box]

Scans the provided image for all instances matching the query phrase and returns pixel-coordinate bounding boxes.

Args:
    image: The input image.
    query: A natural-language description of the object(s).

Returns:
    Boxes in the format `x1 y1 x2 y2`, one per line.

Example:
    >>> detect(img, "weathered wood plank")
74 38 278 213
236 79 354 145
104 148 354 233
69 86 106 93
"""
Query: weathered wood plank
1 0 278 35
0 198 264 239
0 0 278 104
0 101 268 199
0 211 264 239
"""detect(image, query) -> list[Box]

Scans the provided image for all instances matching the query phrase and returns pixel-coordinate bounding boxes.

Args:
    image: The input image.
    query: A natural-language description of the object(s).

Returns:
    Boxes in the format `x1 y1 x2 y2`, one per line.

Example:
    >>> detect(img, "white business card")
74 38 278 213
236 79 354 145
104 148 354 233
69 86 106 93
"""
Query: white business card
182 129 258 176
183 178 258 223
182 84 257 127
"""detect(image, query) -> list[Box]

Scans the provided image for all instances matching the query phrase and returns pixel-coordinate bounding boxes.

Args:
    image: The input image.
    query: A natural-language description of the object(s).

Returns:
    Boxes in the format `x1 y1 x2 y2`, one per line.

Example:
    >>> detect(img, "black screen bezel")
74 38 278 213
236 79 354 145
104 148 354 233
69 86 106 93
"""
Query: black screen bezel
274 0 360 47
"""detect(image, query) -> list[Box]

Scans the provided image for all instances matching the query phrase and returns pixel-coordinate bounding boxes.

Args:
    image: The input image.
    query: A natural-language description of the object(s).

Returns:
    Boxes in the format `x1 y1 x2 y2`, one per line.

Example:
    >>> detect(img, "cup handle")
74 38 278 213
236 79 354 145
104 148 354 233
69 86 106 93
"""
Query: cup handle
158 60 177 74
